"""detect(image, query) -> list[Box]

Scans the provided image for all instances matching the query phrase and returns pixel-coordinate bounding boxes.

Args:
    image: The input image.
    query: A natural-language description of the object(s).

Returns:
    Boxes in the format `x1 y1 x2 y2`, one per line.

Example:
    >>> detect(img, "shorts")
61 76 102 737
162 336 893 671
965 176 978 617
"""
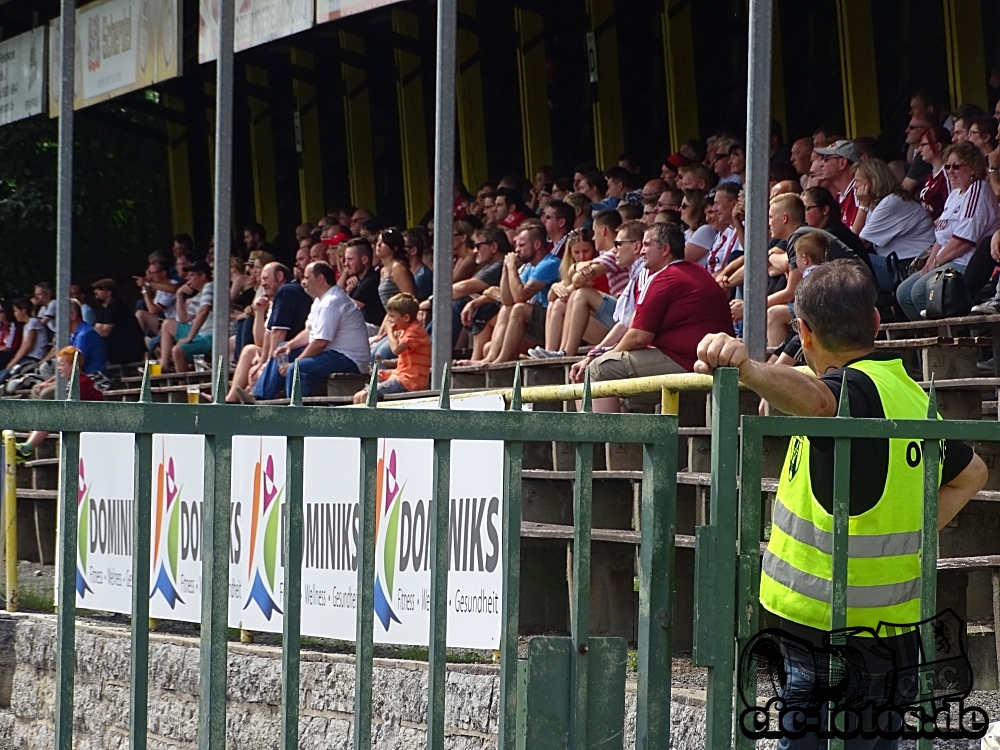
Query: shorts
595 293 617 330
176 322 213 358
526 303 547 343
786 301 795 318
587 348 686 409
376 377 411 397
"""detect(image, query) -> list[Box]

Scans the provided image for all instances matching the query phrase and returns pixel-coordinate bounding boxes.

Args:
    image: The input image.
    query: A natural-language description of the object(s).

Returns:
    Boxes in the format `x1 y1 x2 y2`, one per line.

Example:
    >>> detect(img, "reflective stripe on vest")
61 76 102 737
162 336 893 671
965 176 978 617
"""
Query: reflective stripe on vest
759 357 933 632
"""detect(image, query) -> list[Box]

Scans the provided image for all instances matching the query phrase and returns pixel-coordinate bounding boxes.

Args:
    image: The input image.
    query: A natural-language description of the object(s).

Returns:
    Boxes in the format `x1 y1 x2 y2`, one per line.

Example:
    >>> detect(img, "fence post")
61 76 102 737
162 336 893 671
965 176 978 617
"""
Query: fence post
3 431 16 612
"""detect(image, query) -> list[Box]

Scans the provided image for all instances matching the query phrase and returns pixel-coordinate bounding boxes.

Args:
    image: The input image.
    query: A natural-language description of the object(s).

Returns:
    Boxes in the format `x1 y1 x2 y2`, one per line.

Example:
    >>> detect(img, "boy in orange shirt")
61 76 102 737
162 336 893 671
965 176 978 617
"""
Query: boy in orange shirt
353 293 431 403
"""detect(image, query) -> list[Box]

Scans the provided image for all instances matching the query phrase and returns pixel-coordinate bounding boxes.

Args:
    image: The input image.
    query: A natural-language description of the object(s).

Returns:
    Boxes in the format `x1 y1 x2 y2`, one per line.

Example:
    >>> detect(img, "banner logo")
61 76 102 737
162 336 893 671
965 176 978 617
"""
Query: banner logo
76 458 94 598
373 447 404 631
149 450 184 608
243 443 283 621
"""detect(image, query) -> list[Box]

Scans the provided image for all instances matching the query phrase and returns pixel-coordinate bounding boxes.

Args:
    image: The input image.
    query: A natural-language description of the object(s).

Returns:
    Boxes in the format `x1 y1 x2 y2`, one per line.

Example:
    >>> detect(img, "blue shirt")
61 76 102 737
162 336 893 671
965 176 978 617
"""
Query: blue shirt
413 264 433 302
69 321 108 374
518 253 562 308
267 282 311 337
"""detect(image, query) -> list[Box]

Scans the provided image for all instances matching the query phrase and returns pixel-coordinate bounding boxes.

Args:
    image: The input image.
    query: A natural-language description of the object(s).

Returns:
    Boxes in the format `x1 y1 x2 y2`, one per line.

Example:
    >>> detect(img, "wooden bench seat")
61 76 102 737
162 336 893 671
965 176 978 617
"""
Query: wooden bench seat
879 313 1000 337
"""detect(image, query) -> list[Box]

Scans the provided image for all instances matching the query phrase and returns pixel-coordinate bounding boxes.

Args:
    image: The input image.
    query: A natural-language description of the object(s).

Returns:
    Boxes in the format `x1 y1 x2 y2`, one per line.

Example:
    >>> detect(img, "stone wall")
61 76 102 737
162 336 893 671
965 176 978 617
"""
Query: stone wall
0 612 712 750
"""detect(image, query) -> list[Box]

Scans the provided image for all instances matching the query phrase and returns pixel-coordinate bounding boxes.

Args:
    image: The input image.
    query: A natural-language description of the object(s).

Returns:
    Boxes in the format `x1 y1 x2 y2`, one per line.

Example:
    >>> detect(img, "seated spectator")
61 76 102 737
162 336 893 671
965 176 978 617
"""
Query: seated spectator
227 263 310 403
371 228 417 364
251 262 369 400
293 244 310 282
790 137 813 188
656 187 683 213
353 293 431 403
852 158 935 273
853 136 878 161
14 346 104 462
541 199 574 256
539 217 641 361
90 279 145 366
33 282 55 334
728 142 747 184
243 222 278 264
660 152 691 187
899 116 936 194
580 171 614 211
452 219 479 282
641 178 667 201
713 139 741 185
0 297 48 384
617 202 643 222
814 140 860 227
577 222 733 413
915 125 951 220
65 299 107 375
801 186 869 262
605 166 638 205
494 188 529 240
531 228 604 356
563 193 593 230
680 189 716 266
897 142 1000 320
70 284 96 326
0 301 20 370
309 242 327 263
477 223 561 363
770 178 802 197
794 232 828 279
159 261 214 373
134 256 178 340
678 162 717 192
439 226 511 353
642 197 659 224
404 229 433 301
705 183 742 277
968 115 998 157
339 238 386 332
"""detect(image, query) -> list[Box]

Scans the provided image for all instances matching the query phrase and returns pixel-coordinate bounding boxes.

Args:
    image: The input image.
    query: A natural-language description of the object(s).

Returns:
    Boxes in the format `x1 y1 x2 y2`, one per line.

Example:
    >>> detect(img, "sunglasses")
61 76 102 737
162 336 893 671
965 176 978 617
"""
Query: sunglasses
944 163 965 171
790 316 812 335
613 239 639 248
473 241 494 249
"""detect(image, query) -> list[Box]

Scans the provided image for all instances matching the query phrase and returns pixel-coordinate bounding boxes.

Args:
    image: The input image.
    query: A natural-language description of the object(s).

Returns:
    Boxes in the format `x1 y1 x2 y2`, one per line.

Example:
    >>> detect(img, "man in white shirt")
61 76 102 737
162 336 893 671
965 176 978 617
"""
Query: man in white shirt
251 261 369 400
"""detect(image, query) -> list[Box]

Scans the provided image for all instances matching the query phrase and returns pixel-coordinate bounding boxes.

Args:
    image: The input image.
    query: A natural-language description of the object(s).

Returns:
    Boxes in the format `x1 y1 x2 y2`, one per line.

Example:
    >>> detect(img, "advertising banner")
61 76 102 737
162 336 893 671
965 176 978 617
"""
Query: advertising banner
48 0 181 116
199 0 313 64
315 0 405 24
0 27 46 127
59 393 505 648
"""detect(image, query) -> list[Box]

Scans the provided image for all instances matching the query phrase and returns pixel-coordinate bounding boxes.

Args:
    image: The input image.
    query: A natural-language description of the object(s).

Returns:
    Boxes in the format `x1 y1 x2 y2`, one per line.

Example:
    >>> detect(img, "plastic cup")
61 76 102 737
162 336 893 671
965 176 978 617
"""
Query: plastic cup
187 385 200 404
149 363 162 376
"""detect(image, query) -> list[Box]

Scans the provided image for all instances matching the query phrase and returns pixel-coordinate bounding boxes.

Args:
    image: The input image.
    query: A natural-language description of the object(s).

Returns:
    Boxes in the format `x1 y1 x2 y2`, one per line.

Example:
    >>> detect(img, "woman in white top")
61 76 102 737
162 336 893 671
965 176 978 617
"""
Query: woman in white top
0 297 50 384
896 143 1000 320
852 158 935 260
680 189 717 266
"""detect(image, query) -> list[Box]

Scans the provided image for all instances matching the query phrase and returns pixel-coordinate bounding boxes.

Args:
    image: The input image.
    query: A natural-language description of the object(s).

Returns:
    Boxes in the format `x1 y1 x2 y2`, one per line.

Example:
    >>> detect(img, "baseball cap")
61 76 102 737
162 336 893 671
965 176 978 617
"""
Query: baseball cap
662 152 692 173
185 260 212 276
322 231 352 246
814 140 859 163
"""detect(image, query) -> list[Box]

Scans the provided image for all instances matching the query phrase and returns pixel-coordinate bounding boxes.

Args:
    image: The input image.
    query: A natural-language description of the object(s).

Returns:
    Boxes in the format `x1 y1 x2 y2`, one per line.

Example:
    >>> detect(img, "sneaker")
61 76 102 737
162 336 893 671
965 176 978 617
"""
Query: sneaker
971 299 1000 315
526 347 545 360
536 348 567 359
233 386 257 405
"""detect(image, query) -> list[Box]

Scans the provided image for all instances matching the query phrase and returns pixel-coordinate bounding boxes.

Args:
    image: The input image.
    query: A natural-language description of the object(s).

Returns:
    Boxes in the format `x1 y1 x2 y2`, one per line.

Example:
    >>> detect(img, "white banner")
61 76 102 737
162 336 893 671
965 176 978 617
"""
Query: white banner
315 0 405 24
199 0 313 64
61 394 505 649
48 0 181 116
0 27 46 126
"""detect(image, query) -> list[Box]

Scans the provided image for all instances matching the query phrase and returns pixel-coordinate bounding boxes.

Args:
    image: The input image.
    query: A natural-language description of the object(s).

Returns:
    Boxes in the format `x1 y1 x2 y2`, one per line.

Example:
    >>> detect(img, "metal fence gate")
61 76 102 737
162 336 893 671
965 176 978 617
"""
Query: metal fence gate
0 362 984 749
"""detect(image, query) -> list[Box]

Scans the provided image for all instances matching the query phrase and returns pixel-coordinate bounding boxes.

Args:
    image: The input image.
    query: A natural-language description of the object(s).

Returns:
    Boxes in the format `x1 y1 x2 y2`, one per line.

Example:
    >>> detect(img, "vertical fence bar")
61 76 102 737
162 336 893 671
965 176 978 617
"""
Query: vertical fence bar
569 438 593 750
280 368 305 750
3 431 17 612
54 424 80 750
354 433 378 750
634 434 677 749
734 423 762 750
497 369 524 750
701 368 740 749
427 380 452 750
917 388 940 750
200 366 232 750
130 395 153 750
54 0 76 398
827 385 851 750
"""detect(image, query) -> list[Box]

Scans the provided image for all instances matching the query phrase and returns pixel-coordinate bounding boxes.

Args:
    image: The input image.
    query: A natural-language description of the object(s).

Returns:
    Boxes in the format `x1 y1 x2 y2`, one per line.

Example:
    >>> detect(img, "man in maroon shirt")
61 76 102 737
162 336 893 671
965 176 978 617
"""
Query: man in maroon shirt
587 223 734 412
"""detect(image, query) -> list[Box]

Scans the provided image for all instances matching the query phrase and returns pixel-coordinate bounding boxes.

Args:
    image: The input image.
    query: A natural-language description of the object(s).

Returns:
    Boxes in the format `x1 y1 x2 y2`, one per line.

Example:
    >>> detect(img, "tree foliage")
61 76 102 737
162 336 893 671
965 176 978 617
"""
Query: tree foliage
0 99 171 300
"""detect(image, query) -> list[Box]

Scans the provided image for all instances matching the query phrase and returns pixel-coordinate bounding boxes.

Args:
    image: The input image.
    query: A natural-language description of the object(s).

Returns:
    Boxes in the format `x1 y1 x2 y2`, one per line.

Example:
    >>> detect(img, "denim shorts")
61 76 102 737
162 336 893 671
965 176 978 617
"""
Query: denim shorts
595 293 617 330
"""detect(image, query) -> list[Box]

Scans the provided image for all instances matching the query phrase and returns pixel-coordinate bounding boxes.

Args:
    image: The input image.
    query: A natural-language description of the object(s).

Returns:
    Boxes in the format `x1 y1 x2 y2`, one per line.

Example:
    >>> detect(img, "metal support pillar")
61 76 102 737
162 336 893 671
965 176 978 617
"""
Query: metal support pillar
55 0 75 399
742 0 772 363
211 0 235 395
431 0 457 389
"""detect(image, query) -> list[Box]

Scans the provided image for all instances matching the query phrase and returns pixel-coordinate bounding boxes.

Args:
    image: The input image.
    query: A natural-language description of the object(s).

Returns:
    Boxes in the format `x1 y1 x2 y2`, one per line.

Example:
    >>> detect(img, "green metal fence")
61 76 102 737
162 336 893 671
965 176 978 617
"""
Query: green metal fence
0 359 984 749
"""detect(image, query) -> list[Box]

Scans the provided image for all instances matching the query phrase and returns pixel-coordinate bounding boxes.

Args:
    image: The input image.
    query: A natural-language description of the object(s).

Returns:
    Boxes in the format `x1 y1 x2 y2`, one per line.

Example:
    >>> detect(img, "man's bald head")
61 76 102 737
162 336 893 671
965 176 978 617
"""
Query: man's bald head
770 179 802 198
642 179 667 199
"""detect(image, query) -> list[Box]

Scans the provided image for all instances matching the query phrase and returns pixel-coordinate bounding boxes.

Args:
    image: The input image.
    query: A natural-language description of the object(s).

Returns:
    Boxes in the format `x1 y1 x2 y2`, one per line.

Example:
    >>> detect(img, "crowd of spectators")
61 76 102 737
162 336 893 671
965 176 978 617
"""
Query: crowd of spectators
6 88 1000 403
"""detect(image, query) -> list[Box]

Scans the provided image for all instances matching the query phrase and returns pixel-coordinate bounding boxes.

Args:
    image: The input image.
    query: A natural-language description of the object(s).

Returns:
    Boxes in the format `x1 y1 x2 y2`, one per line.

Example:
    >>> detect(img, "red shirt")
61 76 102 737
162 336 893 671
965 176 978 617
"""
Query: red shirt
837 180 859 228
918 168 949 221
77 373 104 402
630 260 735 371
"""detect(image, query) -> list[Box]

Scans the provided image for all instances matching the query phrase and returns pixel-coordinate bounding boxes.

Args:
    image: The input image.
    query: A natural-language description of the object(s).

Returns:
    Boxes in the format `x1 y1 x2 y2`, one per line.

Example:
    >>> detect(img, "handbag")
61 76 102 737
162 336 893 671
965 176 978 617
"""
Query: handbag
868 252 905 294
924 267 971 319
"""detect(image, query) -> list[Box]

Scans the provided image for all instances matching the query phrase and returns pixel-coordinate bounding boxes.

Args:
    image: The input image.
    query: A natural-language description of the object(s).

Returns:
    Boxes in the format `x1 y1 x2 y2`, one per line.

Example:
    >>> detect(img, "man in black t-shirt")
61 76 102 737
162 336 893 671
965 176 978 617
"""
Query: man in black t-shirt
92 279 147 365
339 238 385 329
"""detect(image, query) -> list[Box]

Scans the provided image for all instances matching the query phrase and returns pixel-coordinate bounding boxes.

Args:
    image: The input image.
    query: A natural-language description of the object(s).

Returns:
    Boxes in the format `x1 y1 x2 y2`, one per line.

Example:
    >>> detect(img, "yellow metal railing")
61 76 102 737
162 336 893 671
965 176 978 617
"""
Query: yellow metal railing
3 430 17 612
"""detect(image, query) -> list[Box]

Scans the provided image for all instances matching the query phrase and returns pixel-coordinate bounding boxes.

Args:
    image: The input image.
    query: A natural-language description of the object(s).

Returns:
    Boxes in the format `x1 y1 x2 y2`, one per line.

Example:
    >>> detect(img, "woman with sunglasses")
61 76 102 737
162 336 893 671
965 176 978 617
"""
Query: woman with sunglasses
915 125 951 220
680 189 716 266
896 142 1000 320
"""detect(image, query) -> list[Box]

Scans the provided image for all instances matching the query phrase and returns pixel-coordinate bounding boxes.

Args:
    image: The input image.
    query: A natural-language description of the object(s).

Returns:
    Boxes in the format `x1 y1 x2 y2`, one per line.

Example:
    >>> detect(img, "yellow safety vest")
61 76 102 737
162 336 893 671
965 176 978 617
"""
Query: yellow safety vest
759 357 937 632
